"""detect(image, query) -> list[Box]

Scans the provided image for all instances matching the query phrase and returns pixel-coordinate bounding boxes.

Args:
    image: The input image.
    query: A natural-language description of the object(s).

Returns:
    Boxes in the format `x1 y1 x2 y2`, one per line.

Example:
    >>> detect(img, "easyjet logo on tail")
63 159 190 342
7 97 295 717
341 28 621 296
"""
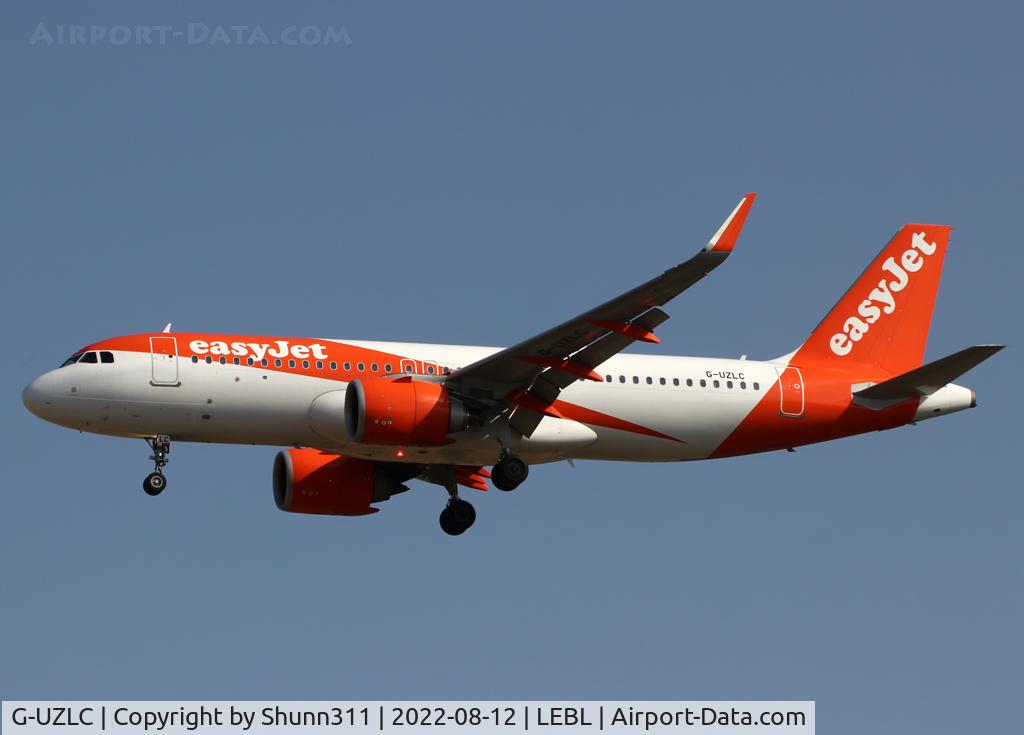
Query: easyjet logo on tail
829 232 938 357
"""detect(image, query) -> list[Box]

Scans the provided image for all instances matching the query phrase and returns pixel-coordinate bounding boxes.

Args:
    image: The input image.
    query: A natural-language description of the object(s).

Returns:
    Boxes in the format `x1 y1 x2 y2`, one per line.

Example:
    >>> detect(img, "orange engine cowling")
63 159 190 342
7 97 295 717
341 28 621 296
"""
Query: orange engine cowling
272 448 411 516
344 377 470 446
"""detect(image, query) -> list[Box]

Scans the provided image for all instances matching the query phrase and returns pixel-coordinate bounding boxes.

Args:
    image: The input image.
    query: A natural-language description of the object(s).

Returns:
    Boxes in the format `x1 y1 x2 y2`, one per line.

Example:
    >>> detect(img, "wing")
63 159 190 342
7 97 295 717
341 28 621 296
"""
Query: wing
445 193 757 435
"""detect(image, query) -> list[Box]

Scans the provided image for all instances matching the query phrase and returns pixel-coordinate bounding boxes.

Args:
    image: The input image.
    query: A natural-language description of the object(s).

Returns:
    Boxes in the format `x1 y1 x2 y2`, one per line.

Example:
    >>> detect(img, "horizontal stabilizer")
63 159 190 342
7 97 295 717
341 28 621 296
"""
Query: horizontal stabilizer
853 345 1004 401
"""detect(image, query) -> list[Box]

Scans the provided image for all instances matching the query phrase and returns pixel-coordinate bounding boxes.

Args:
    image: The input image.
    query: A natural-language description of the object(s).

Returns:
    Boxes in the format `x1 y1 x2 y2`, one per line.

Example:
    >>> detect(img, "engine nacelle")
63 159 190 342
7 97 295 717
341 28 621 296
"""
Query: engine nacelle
272 448 409 516
344 377 470 446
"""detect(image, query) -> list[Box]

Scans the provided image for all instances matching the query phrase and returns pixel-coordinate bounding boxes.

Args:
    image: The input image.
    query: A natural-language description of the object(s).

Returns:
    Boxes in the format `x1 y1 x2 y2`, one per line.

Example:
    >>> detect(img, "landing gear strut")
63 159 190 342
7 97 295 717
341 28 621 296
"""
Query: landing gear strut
423 464 477 535
143 435 171 496
492 452 529 491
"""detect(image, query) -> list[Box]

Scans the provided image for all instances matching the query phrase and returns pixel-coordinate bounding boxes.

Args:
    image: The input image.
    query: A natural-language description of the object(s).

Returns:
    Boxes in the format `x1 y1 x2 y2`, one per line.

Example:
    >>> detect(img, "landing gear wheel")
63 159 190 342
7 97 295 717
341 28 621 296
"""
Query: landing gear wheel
492 453 529 491
143 472 167 496
143 435 171 496
439 498 476 536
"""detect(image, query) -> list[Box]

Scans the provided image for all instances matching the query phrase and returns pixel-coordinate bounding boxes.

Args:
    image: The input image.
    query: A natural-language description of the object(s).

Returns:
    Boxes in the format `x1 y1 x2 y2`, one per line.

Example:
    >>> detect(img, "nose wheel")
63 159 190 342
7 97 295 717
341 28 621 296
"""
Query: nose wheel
143 435 171 496
143 471 167 496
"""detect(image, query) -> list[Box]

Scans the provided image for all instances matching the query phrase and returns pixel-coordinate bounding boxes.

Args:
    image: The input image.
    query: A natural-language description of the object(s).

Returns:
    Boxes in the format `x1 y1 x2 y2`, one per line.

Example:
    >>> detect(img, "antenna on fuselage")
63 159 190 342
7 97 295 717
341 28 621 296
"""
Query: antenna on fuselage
161 323 172 333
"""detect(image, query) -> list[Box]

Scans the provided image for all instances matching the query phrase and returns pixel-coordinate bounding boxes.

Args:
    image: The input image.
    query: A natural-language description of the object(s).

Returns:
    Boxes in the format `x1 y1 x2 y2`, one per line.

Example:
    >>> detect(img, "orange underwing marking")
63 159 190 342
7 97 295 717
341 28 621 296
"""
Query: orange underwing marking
506 391 565 418
456 465 491 491
588 320 661 344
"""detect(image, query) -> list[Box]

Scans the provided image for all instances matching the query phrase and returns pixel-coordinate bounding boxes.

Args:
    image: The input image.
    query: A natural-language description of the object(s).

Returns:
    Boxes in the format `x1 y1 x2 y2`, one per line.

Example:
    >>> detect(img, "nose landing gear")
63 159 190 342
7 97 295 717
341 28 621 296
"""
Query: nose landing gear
143 435 171 496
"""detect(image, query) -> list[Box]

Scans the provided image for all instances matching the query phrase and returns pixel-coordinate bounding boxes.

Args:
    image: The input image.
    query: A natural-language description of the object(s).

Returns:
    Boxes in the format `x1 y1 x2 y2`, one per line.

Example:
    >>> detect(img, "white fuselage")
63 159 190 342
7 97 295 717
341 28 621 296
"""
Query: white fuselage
24 335 975 469
25 339 782 466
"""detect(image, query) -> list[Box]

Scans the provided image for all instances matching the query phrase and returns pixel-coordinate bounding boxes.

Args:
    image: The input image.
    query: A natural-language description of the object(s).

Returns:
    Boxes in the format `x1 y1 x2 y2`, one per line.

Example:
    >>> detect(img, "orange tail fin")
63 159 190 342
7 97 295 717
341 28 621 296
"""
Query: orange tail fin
791 224 950 375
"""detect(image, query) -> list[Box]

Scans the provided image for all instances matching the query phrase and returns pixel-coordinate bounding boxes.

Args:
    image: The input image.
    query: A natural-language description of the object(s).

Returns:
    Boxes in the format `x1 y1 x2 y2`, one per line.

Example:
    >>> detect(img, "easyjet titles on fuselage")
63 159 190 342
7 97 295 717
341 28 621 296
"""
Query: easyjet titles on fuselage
189 339 330 362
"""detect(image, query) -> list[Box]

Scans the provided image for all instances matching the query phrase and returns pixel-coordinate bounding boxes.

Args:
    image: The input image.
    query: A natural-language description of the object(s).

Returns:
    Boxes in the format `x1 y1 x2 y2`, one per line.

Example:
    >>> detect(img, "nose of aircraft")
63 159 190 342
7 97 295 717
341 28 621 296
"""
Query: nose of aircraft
22 373 54 419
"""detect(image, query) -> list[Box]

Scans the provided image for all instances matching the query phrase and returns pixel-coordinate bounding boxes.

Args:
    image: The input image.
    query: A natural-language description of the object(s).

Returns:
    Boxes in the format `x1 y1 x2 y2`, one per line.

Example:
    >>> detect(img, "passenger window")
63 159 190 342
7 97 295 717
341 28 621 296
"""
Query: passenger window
713 380 720 388
753 382 760 390
205 356 212 364
275 359 282 367
686 378 693 387
288 359 296 368
100 351 114 364
191 355 199 363
619 375 625 383
700 379 707 387
247 357 255 366
262 358 269 367
673 378 680 386
344 362 351 371
427 365 435 374
443 367 451 375
633 376 639 384
79 352 98 364
727 380 733 388
329 361 337 370
371 363 378 372
646 377 653 385
357 362 365 372
301 360 309 369
659 378 666 385
233 357 240 365
385 363 393 373
219 357 226 365
740 381 746 389
404 364 413 373
605 375 612 382
316 361 323 370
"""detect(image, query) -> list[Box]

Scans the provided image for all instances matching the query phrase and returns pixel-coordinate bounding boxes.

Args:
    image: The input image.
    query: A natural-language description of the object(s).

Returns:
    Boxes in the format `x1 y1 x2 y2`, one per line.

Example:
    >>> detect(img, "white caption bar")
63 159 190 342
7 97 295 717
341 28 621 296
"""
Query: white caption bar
3 702 813 735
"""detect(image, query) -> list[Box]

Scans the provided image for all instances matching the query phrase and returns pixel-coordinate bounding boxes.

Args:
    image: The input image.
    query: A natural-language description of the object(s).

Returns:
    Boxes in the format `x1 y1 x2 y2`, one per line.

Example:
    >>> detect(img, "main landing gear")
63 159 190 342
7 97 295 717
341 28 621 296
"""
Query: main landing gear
440 498 476 536
491 452 529 491
143 435 171 496
435 452 528 533
422 465 477 536
410 453 533 535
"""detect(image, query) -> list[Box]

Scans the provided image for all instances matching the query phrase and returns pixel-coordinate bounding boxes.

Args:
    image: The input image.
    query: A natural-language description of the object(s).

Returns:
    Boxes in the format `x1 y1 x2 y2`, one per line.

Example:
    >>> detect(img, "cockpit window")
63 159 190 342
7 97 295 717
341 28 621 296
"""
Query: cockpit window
59 354 82 368
100 351 114 364
78 352 98 364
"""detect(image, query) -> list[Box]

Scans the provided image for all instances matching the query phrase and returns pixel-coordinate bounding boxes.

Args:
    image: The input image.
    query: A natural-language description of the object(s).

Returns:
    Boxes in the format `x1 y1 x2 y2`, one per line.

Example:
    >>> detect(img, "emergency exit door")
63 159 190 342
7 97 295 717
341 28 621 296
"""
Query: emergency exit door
775 366 804 417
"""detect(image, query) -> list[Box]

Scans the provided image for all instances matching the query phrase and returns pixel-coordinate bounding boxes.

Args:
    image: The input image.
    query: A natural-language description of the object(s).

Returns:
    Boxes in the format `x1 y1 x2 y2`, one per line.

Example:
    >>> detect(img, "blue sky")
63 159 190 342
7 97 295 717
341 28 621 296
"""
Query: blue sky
1 2 1020 733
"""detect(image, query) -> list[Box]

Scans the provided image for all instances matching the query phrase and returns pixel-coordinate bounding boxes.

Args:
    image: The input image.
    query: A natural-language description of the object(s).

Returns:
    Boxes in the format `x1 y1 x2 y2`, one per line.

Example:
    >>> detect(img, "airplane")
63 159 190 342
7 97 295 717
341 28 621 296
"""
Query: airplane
22 194 1003 535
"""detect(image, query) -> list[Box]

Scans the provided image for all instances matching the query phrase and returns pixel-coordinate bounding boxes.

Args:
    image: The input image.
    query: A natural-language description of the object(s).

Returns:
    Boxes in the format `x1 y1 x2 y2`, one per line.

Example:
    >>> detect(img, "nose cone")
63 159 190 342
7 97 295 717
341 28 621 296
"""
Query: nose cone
22 373 54 419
